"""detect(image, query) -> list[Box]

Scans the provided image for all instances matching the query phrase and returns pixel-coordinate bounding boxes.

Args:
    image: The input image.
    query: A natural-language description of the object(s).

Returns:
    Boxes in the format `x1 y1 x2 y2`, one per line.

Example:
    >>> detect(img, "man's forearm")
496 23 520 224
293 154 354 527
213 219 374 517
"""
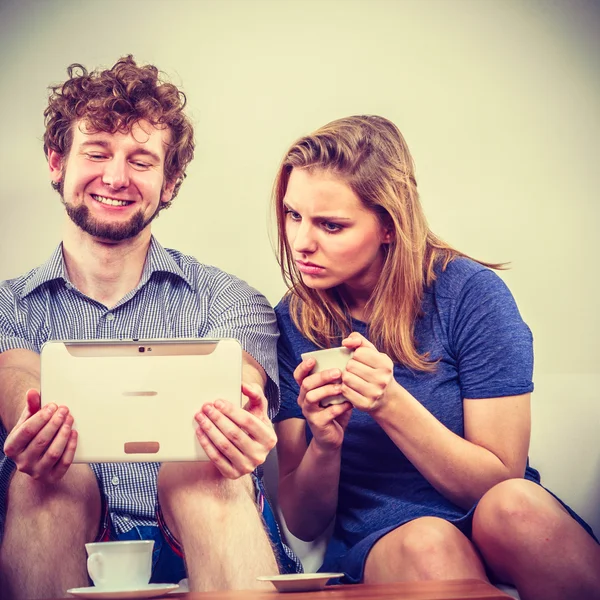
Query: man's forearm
242 350 267 389
0 349 40 431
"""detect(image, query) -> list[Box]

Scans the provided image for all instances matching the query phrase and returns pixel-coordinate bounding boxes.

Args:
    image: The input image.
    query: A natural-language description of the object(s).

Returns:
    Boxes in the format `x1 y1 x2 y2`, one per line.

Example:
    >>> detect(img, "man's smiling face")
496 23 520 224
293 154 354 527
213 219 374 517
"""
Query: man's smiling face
48 119 175 242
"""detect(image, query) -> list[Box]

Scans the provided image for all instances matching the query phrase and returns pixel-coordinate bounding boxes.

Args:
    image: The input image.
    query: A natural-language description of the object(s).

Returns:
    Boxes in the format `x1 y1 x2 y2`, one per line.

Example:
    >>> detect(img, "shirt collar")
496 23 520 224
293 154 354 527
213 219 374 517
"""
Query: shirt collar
139 236 193 290
21 244 67 298
20 236 193 299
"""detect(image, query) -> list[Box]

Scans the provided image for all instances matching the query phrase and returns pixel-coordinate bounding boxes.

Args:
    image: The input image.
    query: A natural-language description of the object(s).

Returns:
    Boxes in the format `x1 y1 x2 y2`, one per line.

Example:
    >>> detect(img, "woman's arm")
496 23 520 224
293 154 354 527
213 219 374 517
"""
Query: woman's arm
276 358 353 541
342 332 531 508
342 333 531 509
276 417 342 541
342 266 533 509
373 383 530 509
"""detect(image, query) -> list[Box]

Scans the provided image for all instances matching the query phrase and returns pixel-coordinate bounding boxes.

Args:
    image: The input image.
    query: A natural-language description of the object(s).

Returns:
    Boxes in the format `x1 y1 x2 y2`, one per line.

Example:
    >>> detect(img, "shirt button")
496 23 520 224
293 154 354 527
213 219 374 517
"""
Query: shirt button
111 476 119 486
106 313 115 321
123 515 131 522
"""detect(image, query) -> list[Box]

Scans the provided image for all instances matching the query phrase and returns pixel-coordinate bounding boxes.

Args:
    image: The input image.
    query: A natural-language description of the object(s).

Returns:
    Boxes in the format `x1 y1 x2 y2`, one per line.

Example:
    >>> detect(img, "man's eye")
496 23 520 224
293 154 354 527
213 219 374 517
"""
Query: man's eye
131 161 151 169
86 153 105 160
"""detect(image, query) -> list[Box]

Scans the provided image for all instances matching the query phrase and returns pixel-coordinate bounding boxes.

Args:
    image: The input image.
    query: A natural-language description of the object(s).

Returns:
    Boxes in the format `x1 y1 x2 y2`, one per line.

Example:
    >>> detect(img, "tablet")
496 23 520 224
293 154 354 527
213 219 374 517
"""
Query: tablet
40 338 242 463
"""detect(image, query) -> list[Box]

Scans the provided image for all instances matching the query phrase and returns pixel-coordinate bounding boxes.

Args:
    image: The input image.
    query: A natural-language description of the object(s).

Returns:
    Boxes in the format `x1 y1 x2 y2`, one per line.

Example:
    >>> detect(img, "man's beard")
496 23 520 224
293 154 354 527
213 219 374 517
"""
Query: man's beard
58 182 162 242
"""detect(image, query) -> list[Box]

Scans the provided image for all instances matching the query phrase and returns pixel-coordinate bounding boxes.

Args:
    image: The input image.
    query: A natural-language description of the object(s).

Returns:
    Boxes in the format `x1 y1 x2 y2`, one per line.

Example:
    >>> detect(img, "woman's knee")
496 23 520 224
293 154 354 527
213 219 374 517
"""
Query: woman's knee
397 518 464 559
367 517 485 581
473 478 562 549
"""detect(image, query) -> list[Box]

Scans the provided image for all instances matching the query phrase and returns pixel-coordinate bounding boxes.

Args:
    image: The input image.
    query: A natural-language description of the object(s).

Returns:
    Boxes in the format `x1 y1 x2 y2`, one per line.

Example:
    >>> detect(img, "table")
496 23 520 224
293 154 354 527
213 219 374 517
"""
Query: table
169 580 510 599
61 579 510 599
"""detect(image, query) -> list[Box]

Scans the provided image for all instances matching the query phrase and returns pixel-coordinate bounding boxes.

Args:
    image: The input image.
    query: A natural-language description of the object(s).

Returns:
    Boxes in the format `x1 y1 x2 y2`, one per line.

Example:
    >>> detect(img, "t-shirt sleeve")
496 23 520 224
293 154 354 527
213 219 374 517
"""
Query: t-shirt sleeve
450 269 534 399
273 309 304 423
203 279 280 418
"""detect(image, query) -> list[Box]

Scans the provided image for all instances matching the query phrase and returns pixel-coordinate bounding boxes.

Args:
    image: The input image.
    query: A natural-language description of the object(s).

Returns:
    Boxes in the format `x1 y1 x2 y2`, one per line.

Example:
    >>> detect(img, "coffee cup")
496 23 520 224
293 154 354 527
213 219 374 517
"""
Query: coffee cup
85 540 154 590
301 347 354 407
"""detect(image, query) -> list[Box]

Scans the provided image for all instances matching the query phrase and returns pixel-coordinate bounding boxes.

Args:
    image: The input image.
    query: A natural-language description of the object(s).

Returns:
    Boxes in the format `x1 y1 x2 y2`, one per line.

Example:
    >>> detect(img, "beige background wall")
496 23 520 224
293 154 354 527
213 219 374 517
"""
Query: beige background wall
0 0 598 534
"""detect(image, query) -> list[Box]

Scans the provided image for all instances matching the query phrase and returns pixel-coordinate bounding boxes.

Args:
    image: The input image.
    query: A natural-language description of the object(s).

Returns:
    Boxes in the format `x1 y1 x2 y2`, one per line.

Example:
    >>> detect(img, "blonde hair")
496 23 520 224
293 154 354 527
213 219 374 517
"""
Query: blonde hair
273 115 503 371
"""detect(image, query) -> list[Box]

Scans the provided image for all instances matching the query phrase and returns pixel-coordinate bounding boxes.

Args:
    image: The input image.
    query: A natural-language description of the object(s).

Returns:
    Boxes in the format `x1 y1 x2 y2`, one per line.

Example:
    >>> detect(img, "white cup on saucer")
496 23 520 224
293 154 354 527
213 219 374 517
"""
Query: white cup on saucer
301 346 354 407
85 540 153 590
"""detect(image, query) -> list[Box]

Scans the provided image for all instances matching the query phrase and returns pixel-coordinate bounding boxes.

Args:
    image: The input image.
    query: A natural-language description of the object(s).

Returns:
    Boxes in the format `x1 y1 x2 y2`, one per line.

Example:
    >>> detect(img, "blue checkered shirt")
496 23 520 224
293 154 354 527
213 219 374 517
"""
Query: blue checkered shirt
0 237 280 538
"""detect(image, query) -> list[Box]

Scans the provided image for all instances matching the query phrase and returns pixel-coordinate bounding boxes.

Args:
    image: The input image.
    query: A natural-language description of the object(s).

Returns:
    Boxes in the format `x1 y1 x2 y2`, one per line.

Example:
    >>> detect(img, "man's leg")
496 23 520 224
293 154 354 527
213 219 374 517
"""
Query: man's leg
0 465 101 600
157 462 278 591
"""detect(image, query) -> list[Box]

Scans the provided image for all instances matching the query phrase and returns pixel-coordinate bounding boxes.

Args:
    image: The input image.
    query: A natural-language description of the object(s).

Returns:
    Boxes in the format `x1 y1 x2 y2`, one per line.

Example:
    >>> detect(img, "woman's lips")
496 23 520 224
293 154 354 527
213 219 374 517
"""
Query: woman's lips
296 260 325 275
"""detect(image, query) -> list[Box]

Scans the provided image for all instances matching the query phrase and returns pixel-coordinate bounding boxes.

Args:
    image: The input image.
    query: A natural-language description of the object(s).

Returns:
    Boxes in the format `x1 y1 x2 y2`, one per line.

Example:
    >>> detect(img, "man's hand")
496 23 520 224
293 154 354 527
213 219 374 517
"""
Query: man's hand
3 389 77 483
194 382 276 479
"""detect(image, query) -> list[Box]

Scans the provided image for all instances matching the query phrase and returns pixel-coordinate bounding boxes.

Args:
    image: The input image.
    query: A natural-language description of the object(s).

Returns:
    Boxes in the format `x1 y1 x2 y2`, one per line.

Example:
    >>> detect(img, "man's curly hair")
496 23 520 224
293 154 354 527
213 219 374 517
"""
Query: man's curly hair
43 55 195 206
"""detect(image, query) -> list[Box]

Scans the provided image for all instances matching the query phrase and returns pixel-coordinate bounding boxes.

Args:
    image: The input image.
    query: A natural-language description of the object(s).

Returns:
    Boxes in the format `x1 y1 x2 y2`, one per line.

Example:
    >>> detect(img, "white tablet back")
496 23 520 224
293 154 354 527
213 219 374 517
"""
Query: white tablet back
40 338 242 463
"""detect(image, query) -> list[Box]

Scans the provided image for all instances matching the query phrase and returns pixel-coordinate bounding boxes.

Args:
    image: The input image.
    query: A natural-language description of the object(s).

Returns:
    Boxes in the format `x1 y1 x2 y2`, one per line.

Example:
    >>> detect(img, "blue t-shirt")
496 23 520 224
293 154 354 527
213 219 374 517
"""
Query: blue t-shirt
274 258 538 580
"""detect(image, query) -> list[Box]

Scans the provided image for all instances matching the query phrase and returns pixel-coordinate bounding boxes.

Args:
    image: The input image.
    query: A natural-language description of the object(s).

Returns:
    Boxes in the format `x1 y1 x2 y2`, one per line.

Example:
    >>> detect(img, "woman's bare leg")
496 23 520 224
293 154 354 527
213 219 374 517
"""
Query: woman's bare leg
472 478 600 600
364 516 488 583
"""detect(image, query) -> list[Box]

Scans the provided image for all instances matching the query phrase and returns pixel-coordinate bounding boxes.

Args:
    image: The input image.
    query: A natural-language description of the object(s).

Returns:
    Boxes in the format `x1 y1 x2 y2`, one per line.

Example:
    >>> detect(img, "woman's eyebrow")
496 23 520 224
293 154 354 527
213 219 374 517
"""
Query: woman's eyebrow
284 203 352 222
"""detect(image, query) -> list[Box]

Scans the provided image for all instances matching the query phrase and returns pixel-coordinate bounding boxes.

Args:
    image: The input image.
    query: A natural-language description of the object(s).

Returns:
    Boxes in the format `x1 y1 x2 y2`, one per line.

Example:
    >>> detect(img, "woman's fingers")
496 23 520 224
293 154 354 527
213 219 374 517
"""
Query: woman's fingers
302 382 344 409
299 369 343 402
293 358 316 386
342 331 376 351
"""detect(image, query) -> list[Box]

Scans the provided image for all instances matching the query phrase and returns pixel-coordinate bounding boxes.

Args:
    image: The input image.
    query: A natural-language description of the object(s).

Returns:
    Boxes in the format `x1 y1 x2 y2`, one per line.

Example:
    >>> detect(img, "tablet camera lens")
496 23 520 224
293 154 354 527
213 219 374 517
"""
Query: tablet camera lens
138 346 145 353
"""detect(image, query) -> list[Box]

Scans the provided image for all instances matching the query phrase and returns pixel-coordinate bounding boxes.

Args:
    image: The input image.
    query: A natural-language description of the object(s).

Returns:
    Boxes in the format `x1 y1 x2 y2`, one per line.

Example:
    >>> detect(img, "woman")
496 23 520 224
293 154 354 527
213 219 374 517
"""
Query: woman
272 115 600 600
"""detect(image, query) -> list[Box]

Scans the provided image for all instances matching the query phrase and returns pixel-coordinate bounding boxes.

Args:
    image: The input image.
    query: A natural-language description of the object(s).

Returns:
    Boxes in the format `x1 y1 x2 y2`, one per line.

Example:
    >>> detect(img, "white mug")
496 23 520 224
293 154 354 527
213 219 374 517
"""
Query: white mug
301 347 354 407
85 540 153 590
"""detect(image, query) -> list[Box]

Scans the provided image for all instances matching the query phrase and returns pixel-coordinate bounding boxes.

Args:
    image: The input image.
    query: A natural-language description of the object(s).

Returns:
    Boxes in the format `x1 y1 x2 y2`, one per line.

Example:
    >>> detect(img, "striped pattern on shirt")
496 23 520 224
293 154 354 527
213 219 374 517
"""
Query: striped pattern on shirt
0 237 279 538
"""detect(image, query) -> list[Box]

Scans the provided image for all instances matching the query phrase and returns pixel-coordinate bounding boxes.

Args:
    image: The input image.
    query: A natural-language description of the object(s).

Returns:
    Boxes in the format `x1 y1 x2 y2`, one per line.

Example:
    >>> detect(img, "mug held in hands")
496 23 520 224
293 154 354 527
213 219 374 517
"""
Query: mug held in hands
301 347 354 407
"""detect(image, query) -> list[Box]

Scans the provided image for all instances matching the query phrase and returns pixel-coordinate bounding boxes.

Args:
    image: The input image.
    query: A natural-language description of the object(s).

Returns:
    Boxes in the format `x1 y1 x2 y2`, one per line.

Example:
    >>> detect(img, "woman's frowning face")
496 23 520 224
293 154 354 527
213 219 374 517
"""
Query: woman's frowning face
283 168 390 297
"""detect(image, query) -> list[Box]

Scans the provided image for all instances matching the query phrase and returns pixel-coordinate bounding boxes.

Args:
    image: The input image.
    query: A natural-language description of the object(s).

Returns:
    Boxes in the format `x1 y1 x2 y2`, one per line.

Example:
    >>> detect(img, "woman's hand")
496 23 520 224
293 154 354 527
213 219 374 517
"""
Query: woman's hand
294 358 352 451
341 332 400 414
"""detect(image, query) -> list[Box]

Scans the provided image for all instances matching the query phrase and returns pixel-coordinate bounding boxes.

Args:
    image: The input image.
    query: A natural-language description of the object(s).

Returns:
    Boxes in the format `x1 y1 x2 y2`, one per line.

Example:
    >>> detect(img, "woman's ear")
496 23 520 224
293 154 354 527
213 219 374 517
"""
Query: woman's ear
48 149 64 184
379 213 395 244
380 217 394 244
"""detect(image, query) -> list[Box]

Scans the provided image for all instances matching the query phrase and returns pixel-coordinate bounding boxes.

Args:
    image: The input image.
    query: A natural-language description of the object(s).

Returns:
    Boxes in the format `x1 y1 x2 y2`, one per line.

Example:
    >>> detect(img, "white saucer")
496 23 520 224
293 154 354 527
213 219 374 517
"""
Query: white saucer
67 583 179 599
257 573 344 592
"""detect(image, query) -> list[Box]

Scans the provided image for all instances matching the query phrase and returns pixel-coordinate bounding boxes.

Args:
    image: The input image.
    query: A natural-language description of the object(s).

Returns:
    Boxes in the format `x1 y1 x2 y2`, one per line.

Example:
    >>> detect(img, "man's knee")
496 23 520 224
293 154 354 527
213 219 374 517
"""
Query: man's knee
158 463 254 524
5 466 101 537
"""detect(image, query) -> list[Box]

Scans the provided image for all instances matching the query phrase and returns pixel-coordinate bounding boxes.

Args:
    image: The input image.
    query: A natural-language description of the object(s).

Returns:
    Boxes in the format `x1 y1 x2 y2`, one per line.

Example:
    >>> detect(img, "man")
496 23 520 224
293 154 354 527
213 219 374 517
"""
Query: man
0 56 298 600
